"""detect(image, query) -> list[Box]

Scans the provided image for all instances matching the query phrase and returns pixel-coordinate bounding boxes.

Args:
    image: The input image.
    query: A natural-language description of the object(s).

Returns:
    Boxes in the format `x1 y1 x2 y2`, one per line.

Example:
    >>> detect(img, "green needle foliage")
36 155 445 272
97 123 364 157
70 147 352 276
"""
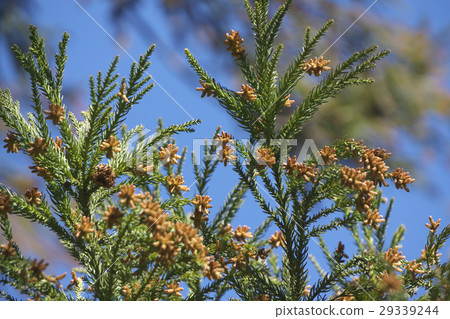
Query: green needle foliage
185 0 449 301
0 0 448 301
0 26 208 301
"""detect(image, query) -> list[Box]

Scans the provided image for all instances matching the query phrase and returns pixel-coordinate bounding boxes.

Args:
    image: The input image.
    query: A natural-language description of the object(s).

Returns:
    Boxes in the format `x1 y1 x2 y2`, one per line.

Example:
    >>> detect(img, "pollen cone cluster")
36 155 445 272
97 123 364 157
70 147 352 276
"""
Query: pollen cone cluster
225 29 245 58
302 56 331 76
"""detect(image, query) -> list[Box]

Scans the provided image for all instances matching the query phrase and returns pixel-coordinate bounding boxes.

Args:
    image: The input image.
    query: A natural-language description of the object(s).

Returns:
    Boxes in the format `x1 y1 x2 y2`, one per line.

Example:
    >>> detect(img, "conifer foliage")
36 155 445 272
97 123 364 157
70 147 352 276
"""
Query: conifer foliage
1 0 449 300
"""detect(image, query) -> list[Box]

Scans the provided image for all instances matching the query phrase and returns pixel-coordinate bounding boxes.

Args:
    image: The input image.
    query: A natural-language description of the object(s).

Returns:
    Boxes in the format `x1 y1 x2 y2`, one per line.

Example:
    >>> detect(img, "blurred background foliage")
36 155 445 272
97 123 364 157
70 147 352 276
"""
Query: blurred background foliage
0 0 449 290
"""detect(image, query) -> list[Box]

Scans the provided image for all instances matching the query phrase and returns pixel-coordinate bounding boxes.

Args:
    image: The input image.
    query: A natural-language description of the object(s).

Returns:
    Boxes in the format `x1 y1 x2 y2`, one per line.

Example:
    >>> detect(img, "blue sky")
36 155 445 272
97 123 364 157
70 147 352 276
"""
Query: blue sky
1 0 449 299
